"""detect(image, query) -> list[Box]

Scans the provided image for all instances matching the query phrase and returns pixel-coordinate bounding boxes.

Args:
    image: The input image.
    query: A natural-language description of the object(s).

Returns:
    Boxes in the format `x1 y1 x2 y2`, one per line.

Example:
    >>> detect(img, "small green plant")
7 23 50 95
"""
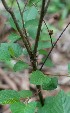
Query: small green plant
0 0 70 113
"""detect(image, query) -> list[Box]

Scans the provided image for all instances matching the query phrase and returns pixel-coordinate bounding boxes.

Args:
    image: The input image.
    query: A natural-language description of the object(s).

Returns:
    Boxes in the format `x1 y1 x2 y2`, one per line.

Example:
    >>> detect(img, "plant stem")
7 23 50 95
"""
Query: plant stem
33 0 46 57
40 22 70 70
36 85 44 106
2 0 32 58
44 0 50 14
16 0 31 50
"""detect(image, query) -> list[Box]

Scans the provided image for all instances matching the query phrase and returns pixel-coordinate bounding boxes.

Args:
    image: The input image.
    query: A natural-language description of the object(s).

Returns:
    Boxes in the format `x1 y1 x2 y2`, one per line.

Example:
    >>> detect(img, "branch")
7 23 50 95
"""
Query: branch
2 0 32 57
16 0 31 49
33 0 46 57
44 0 50 15
40 22 70 70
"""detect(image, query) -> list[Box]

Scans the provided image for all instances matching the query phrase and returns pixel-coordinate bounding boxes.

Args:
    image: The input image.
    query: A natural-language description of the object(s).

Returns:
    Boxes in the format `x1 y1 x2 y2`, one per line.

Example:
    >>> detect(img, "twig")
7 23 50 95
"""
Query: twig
33 0 46 57
40 22 70 70
32 3 49 32
16 0 31 50
2 0 32 58
32 2 53 47
22 0 28 14
44 0 50 15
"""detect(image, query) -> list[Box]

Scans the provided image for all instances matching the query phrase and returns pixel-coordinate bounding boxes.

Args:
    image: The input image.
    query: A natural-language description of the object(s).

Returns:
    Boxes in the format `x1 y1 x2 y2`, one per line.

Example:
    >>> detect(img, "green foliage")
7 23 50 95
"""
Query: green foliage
30 70 51 85
13 61 29 72
39 49 48 55
8 33 21 43
38 90 70 113
0 43 10 61
38 41 52 50
0 90 20 105
28 0 40 6
18 90 32 98
9 18 17 30
0 90 33 105
42 77 58 90
8 43 23 57
10 102 26 113
25 19 38 39
23 6 38 22
0 43 23 61
10 101 37 113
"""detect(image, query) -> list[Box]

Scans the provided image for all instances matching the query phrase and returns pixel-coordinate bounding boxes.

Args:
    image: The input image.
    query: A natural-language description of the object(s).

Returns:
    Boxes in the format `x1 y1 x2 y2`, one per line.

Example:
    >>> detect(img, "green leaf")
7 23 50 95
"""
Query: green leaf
39 49 47 55
24 6 38 22
25 19 38 39
18 90 32 98
28 0 40 6
0 90 20 105
42 77 58 90
38 41 52 50
38 90 70 113
30 70 51 85
9 11 23 29
10 102 25 113
8 33 21 42
10 101 37 113
0 43 10 61
9 18 17 30
0 43 23 61
30 70 45 85
8 43 23 57
13 61 29 72
40 33 50 41
24 101 37 113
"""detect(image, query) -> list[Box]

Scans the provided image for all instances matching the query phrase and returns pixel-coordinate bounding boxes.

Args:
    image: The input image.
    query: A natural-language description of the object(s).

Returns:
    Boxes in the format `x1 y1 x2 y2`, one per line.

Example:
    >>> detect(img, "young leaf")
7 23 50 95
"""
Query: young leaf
42 77 58 90
0 90 20 105
8 33 21 42
13 61 29 72
18 90 32 98
30 70 51 85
